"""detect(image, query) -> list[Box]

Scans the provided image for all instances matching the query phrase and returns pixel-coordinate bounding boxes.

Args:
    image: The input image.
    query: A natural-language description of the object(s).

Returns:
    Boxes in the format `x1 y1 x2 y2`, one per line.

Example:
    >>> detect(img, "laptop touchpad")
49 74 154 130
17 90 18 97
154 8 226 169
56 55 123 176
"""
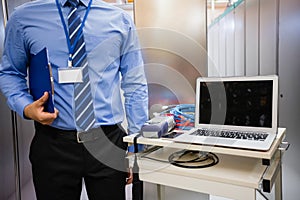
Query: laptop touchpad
204 137 236 145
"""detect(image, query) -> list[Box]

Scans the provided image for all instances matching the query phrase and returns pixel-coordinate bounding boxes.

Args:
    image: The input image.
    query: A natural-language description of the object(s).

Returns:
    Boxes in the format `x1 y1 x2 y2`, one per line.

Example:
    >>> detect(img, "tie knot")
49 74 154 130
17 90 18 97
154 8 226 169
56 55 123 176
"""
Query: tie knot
67 0 79 8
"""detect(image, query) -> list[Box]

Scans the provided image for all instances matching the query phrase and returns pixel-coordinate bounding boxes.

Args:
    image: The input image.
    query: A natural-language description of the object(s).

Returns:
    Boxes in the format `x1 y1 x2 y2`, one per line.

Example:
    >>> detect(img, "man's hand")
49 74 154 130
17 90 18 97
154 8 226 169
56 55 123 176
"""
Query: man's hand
24 92 59 125
126 152 134 185
126 167 133 185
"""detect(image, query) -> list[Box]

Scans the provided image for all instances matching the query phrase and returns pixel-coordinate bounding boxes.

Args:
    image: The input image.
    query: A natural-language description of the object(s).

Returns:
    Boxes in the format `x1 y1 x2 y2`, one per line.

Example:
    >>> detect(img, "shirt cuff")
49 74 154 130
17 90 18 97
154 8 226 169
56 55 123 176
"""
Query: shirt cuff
14 97 33 119
127 144 144 153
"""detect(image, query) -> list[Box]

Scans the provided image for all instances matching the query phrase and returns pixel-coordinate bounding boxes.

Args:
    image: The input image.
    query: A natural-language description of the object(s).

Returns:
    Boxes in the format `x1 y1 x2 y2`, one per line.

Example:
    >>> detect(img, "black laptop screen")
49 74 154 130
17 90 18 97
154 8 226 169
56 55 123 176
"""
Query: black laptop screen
199 80 273 128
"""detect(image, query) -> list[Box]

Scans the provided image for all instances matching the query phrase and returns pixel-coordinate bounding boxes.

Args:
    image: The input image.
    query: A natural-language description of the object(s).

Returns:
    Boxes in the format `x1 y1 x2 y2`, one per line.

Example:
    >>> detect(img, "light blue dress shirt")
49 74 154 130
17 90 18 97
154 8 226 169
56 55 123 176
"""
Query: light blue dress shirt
0 0 148 138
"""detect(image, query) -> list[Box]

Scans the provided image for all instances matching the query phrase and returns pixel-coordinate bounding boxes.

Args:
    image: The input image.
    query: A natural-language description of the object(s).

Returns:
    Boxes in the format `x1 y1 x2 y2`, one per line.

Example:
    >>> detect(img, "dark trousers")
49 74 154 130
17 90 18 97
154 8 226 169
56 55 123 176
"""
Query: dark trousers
29 122 128 200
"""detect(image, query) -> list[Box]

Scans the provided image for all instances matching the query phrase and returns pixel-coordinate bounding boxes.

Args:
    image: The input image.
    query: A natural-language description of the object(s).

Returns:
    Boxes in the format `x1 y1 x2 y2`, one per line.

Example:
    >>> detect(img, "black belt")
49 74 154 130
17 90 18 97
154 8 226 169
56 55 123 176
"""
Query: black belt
34 122 119 143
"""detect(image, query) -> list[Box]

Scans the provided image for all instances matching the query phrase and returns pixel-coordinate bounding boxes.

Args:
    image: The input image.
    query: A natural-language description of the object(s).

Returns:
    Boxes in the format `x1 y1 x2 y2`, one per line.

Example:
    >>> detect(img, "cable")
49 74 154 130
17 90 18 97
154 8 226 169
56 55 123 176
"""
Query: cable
170 104 195 120
141 155 170 163
168 150 219 169
160 104 195 130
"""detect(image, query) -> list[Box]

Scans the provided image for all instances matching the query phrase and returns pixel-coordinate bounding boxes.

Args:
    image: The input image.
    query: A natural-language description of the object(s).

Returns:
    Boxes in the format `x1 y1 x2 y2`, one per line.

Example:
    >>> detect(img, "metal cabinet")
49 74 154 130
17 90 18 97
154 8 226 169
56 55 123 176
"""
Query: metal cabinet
0 1 35 200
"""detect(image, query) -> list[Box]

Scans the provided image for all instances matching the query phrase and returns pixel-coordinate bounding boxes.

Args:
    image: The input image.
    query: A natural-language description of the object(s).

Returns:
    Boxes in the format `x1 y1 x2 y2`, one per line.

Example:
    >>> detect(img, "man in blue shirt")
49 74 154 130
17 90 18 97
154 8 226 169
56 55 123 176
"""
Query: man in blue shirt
0 0 148 199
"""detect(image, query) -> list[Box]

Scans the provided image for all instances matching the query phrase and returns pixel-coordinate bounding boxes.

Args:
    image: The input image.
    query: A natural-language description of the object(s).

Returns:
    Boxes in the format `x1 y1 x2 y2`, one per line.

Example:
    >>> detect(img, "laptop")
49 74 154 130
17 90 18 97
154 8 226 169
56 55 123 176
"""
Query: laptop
173 75 279 151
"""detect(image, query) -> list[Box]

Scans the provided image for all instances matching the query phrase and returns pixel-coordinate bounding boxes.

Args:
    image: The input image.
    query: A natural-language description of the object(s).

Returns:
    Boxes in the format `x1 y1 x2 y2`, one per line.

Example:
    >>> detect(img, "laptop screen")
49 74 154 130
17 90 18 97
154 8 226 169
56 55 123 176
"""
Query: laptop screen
198 79 274 128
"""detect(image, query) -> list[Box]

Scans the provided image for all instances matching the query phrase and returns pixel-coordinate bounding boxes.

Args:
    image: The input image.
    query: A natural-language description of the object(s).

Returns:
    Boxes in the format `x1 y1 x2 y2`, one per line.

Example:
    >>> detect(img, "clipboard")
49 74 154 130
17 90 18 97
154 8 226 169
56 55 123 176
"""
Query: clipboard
28 47 55 113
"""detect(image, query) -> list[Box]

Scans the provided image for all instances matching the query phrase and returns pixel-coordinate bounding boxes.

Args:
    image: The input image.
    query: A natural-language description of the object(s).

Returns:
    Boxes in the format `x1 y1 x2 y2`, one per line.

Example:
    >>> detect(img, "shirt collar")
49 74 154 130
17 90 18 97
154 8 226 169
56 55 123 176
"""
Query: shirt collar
61 0 90 7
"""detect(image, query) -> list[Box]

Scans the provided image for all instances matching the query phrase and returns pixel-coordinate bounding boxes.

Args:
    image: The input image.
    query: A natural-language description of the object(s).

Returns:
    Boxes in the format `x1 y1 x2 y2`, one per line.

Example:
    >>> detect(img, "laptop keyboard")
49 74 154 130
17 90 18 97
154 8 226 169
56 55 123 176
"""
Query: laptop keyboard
190 128 268 141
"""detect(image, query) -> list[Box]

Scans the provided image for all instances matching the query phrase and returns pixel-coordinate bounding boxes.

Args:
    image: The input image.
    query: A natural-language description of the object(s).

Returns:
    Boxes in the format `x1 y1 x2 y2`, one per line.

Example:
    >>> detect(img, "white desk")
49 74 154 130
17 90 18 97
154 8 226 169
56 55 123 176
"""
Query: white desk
124 128 286 200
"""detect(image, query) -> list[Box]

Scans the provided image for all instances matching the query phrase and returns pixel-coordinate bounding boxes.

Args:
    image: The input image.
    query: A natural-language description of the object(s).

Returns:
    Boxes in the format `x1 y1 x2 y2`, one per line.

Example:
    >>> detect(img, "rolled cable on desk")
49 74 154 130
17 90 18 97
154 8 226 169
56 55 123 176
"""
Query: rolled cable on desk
140 148 219 169
168 150 219 169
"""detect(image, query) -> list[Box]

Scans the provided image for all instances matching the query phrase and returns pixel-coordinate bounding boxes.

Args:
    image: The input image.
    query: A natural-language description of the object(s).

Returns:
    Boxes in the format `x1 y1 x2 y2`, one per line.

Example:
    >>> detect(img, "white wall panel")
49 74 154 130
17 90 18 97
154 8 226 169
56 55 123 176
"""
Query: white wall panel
259 0 277 75
213 24 220 76
208 27 214 76
225 12 235 76
208 23 220 76
234 2 245 76
245 0 259 76
218 18 226 76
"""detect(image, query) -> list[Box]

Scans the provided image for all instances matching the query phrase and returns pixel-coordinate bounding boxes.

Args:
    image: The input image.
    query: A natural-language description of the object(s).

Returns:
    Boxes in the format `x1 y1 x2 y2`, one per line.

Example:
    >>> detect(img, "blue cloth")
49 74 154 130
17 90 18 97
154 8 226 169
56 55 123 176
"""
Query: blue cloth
0 0 149 143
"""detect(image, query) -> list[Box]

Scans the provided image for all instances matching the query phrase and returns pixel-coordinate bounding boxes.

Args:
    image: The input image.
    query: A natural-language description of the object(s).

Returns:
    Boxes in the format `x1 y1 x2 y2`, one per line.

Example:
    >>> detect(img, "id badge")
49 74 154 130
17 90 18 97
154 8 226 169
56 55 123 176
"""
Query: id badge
58 67 83 83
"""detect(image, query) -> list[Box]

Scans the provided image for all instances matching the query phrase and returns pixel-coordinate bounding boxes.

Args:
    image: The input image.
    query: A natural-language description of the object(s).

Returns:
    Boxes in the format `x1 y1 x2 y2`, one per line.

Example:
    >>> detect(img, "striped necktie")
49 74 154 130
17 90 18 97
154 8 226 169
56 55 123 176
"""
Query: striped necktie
68 0 95 131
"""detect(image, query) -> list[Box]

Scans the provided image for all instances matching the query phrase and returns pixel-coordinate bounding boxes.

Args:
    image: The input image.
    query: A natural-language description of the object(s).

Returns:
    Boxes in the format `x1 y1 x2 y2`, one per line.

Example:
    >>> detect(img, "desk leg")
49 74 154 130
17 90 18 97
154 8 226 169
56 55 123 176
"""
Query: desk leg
275 152 282 200
157 184 165 200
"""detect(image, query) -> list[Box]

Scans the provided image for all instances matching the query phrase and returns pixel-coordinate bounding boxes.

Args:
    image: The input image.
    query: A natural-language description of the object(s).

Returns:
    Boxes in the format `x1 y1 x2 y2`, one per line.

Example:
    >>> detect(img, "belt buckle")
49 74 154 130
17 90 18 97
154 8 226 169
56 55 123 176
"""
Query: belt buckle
76 128 100 143
77 131 85 143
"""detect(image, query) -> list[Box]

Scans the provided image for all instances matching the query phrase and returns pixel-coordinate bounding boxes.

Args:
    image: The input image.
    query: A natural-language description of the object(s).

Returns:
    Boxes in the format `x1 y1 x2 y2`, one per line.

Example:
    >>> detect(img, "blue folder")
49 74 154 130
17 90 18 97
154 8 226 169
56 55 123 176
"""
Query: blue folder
29 48 55 113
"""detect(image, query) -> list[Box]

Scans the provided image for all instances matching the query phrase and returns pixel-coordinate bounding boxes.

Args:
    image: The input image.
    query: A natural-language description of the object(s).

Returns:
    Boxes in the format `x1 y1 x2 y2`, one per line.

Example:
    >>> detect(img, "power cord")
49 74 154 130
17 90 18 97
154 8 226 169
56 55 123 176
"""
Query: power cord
140 146 169 163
